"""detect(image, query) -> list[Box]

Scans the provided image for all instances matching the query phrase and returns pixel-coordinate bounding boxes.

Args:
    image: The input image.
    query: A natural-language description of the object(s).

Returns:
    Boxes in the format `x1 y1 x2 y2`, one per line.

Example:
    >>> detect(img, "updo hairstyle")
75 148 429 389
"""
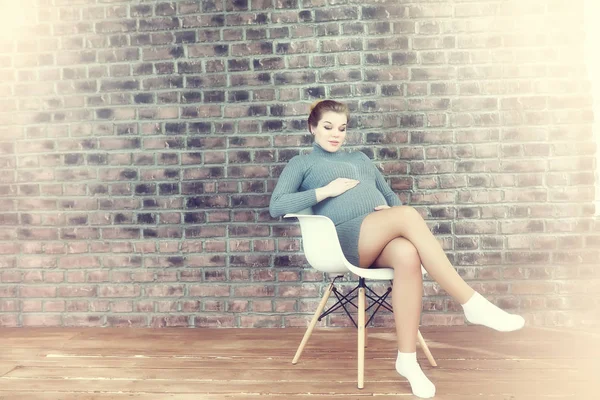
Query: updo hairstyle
307 99 350 135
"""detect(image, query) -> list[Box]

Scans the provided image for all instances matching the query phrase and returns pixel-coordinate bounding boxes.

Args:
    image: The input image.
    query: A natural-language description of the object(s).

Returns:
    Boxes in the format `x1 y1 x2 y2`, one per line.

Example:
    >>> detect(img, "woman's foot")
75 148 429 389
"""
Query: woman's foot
396 351 436 398
461 291 525 332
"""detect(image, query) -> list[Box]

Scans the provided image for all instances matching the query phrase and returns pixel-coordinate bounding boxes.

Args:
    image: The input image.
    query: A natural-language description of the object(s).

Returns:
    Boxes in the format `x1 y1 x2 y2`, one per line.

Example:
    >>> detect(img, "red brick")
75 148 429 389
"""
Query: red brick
21 300 43 312
189 285 230 297
44 300 65 312
151 315 189 328
66 300 90 312
194 314 235 328
229 269 250 281
132 271 154 283
187 255 226 267
106 315 147 327
22 271 43 283
44 271 65 283
274 300 296 313
145 285 184 297
66 271 86 283
230 254 271 267
57 286 97 297
179 300 200 312
58 256 100 269
234 285 274 297
0 300 17 312
204 269 226 282
228 300 249 312
284 315 326 328
251 300 272 313
20 286 56 298
277 284 319 297
98 285 141 298
239 315 281 328
251 269 275 282
279 271 301 282
1 270 21 283
22 314 62 327
157 300 178 312
0 314 18 327
63 315 103 327
204 300 226 312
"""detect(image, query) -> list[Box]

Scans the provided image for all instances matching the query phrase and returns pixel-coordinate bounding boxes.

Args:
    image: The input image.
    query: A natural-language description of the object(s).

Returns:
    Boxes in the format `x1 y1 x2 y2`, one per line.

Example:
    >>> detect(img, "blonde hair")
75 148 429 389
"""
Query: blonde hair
307 99 350 134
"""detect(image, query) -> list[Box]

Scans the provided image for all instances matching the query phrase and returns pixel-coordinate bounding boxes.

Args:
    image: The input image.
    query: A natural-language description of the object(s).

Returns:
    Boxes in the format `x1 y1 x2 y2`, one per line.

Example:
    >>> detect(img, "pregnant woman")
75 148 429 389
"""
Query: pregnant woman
269 99 525 399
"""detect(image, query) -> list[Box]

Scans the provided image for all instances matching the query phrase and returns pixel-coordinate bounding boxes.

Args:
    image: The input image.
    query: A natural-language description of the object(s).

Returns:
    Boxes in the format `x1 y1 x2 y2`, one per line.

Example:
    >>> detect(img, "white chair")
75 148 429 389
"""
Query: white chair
284 208 437 389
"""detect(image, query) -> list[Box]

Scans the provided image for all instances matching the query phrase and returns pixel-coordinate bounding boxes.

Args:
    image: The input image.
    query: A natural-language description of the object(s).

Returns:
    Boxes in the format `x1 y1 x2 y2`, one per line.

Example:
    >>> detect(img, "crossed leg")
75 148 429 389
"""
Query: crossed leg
358 205 525 335
366 237 424 352
357 205 525 398
358 205 476 354
357 206 447 398
358 205 474 305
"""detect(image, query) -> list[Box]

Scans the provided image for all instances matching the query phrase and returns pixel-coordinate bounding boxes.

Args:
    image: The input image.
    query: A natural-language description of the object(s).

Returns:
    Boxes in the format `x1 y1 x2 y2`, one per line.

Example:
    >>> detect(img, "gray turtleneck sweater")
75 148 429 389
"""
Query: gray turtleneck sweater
269 142 402 227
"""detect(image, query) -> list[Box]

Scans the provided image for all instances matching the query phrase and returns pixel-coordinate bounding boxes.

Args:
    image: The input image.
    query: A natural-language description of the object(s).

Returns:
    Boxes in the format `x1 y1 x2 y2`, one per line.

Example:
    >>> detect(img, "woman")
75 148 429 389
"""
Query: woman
269 99 524 398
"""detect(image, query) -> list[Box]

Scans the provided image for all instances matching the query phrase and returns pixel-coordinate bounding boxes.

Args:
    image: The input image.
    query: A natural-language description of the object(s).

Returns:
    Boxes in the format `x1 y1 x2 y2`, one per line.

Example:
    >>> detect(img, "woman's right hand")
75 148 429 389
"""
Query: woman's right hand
315 178 359 202
324 177 360 198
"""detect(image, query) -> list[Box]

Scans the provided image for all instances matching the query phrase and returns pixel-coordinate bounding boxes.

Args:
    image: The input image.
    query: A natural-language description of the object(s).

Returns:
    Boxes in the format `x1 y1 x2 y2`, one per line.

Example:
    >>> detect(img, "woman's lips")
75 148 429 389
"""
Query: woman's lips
329 141 340 146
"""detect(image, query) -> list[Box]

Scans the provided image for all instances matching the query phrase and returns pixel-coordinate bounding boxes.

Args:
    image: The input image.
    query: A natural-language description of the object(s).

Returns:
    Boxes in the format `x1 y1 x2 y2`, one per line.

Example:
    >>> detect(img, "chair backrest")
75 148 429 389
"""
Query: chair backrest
284 210 349 274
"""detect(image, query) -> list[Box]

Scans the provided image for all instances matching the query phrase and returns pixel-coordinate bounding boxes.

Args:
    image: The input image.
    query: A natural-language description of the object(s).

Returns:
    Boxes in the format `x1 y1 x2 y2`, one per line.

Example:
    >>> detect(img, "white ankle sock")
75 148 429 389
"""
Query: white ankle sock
461 291 525 332
395 351 436 398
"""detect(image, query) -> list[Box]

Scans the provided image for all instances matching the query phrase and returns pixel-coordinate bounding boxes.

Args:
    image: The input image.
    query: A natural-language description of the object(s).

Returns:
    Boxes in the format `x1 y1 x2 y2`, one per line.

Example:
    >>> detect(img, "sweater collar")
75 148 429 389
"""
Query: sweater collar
311 141 345 157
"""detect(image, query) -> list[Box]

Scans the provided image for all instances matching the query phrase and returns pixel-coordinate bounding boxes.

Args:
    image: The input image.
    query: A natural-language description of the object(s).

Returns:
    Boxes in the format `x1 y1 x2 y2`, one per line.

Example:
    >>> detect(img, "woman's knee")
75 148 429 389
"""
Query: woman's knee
382 239 422 277
396 246 421 274
392 205 422 222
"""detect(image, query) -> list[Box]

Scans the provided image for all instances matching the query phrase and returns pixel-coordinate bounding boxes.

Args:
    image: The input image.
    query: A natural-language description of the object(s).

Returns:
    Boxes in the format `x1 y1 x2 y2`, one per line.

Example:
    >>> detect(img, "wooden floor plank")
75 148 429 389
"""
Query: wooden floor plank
7 356 594 371
0 363 16 377
0 394 584 400
4 365 591 381
28 345 597 361
0 378 594 396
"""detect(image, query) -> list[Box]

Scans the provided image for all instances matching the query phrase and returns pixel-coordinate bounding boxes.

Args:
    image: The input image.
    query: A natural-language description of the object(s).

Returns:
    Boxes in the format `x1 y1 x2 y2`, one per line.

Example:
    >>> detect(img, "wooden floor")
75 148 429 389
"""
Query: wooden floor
0 325 598 399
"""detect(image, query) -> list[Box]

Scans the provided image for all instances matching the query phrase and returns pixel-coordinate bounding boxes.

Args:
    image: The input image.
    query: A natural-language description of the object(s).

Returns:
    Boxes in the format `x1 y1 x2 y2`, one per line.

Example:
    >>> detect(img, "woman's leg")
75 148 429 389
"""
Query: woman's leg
370 237 423 352
358 205 473 302
358 205 524 332
360 236 435 398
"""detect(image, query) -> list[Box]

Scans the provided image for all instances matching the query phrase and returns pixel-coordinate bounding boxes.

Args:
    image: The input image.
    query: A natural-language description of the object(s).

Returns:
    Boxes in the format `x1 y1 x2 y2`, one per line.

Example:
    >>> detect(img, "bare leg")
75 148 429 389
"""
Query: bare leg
359 235 435 398
359 206 474 304
358 206 525 333
370 237 423 352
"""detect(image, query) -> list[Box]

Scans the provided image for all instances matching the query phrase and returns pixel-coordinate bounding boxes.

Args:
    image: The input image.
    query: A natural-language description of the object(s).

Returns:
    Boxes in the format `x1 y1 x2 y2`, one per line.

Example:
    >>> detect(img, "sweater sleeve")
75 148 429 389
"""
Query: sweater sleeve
361 152 402 207
269 155 318 218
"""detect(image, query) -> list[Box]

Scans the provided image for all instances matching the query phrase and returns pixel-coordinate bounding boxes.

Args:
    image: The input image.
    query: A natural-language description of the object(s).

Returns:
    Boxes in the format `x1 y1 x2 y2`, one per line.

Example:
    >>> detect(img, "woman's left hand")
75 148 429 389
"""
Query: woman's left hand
374 205 390 211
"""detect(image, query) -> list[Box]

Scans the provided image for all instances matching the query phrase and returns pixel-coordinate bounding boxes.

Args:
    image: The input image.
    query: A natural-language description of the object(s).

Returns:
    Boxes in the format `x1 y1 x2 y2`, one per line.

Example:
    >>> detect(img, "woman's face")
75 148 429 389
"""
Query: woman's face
310 111 347 152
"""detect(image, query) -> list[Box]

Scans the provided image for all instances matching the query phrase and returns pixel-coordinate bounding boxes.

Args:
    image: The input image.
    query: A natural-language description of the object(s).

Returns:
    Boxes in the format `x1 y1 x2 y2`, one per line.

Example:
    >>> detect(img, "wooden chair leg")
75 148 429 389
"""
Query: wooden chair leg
292 282 334 364
357 287 366 389
417 329 437 367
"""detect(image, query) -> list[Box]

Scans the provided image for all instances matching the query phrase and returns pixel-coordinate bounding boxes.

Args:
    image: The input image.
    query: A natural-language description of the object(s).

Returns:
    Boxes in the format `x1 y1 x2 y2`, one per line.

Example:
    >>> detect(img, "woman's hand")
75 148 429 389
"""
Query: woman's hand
317 177 359 200
374 205 390 211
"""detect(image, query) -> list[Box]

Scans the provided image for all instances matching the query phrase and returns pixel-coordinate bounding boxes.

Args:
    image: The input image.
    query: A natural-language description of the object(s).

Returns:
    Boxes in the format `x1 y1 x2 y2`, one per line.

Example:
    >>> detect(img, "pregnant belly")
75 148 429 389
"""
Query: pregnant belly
314 184 387 225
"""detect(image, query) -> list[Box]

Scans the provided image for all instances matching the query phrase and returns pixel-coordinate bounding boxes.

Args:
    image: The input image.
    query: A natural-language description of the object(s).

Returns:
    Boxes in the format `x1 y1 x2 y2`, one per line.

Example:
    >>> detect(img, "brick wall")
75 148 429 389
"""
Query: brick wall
0 0 599 328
